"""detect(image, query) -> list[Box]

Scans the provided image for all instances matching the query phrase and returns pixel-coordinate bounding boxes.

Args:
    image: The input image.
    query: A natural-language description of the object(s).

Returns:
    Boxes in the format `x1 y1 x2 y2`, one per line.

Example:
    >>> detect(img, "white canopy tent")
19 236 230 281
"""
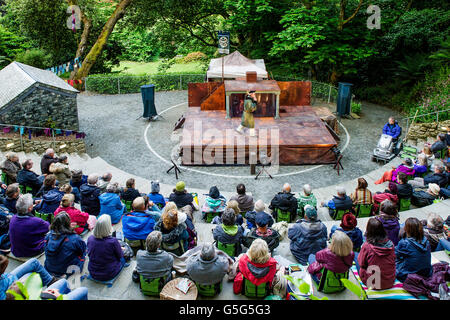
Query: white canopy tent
206 51 268 80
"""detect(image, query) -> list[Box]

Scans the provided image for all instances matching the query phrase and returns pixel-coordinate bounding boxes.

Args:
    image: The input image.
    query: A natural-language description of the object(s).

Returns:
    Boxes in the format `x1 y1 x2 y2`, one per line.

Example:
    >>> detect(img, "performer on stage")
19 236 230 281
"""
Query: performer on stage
236 90 257 136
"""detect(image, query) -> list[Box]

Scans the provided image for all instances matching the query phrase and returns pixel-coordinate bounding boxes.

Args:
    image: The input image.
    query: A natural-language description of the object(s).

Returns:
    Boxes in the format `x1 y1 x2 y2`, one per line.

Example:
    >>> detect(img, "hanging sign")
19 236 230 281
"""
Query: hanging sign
218 31 230 54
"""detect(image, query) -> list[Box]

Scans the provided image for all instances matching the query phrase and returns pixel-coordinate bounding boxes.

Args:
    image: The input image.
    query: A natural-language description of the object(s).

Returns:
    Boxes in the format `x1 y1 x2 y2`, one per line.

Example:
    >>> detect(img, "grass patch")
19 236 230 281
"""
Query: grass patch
112 60 205 75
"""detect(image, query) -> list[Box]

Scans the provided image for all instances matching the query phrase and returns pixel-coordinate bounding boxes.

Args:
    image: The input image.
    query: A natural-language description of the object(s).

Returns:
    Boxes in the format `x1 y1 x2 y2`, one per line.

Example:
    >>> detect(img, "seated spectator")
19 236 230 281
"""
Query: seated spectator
201 186 227 221
329 212 363 252
268 183 297 221
133 231 173 284
37 278 88 300
245 199 273 230
288 205 327 265
0 256 55 300
162 202 197 250
33 182 64 215
70 169 87 190
421 213 447 252
375 200 400 246
213 208 244 256
54 194 89 235
382 116 401 140
0 210 10 254
307 230 354 285
396 172 413 199
411 183 440 208
373 182 399 213
409 163 447 188
9 194 50 258
80 174 101 216
121 178 141 203
297 184 317 216
154 207 189 255
396 217 432 282
350 178 373 205
122 197 157 249
0 152 21 184
445 126 450 146
186 243 229 287
243 211 280 253
143 195 163 221
3 184 20 214
429 133 447 158
49 156 72 186
413 153 428 177
233 239 285 297
36 174 59 198
99 183 126 224
322 186 354 216
87 214 126 282
59 183 80 204
40 148 58 176
229 183 254 214
357 218 396 290
168 181 198 218
375 158 415 184
421 145 435 168
17 159 43 195
44 212 87 277
212 200 244 225
98 172 112 193
148 180 166 208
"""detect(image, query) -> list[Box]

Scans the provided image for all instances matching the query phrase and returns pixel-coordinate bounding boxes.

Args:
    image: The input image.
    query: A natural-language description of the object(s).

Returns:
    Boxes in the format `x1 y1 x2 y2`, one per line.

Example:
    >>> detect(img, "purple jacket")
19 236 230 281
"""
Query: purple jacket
307 248 354 278
403 262 450 300
376 214 401 246
392 165 415 183
9 215 50 257
87 235 123 281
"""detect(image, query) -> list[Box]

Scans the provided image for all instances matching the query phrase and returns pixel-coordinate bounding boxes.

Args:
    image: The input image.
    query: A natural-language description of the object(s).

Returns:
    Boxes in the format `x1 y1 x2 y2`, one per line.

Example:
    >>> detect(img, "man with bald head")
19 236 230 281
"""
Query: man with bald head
40 148 59 175
268 183 297 222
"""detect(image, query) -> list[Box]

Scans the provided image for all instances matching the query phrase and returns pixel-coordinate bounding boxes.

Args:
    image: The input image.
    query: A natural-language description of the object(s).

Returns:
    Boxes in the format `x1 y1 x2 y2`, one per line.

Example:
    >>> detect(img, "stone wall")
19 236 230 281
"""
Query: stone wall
0 136 86 154
406 119 450 145
0 84 79 130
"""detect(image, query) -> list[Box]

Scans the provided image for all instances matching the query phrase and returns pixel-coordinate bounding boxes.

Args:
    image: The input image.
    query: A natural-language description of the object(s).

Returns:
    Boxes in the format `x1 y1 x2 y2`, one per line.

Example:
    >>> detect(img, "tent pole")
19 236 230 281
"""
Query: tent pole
222 54 224 83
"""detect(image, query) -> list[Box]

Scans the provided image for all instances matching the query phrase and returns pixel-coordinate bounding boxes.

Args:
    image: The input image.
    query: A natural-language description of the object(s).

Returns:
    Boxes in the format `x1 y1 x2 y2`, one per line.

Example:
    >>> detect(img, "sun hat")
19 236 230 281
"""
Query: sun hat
428 183 440 197
175 181 186 192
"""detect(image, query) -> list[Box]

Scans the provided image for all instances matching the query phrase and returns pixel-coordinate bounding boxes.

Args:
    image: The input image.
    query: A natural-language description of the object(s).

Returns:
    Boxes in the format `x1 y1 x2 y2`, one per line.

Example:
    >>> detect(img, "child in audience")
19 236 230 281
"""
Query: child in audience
329 212 363 252
148 181 166 208
376 200 400 246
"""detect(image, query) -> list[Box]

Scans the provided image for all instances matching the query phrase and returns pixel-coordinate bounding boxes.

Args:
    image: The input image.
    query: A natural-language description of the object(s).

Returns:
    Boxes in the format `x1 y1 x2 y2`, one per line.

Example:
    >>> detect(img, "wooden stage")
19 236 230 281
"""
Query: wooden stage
180 105 339 165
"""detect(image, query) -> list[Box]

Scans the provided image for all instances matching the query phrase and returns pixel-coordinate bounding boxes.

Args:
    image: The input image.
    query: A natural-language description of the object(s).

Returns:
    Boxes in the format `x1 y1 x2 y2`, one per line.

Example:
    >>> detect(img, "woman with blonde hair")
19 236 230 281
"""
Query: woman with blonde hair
413 153 428 177
307 230 355 284
212 200 244 225
87 214 126 281
54 193 89 235
153 207 189 255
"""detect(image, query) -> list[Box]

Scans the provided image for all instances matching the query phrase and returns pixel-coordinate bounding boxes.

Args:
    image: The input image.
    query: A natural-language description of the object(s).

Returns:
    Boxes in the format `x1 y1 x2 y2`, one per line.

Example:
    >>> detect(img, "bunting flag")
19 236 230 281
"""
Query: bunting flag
0 125 86 140
46 57 82 76
65 79 83 87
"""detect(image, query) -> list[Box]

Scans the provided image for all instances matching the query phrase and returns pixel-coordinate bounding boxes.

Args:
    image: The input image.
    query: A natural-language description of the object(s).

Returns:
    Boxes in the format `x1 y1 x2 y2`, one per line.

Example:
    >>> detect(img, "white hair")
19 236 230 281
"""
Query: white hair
93 214 113 239
336 186 346 195
254 199 266 212
303 184 312 196
16 194 34 215
45 148 55 155
87 174 99 185
427 212 443 229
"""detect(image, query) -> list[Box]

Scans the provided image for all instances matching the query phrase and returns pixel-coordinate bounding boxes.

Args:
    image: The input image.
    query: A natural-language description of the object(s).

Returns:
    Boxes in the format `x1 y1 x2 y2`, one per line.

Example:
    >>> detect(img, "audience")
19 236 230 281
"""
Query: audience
329 212 363 252
122 197 157 250
421 145 435 168
413 153 428 177
396 217 432 282
33 181 64 214
409 163 447 188
148 181 165 208
49 156 72 186
153 207 189 255
429 133 447 158
133 231 174 284
0 152 21 184
121 178 141 203
212 208 244 257
421 213 447 252
40 149 58 176
98 172 113 193
87 214 126 282
44 212 87 277
80 174 102 216
143 195 163 221
396 172 413 200
245 199 273 230
229 183 254 214
70 169 87 190
375 158 415 184
17 159 44 195
186 243 229 289
373 182 399 213
376 200 400 246
168 181 198 218
288 205 327 265
357 218 396 290
201 186 227 221
243 211 280 253
297 184 317 216
99 182 126 224
307 231 354 285
3 184 20 214
269 183 297 221
36 174 58 198
350 178 373 206
411 183 440 208
322 186 354 216
54 194 89 235
9 194 50 258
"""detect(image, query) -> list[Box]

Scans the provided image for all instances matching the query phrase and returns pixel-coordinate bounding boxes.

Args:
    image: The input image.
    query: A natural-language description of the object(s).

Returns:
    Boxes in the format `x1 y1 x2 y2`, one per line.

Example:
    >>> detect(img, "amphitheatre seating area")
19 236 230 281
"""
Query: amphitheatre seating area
2 151 450 300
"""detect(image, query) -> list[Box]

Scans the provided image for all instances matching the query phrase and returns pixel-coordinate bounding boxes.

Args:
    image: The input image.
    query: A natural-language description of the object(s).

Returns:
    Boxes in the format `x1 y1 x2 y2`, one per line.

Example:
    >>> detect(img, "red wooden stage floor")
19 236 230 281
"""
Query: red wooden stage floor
180 105 338 165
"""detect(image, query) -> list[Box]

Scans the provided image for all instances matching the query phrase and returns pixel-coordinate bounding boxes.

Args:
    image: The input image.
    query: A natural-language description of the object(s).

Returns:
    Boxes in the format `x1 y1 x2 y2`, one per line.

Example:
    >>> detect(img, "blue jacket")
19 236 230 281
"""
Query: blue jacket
122 211 156 241
148 192 166 207
17 169 41 195
395 237 432 282
99 193 125 224
288 219 327 265
3 197 17 214
382 122 402 139
34 189 64 214
44 231 87 276
70 175 88 190
330 226 364 251
80 184 101 216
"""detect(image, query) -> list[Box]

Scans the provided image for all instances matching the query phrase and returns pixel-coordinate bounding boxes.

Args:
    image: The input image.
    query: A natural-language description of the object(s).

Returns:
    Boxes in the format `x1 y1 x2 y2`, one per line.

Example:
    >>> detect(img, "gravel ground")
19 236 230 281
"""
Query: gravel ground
77 91 402 201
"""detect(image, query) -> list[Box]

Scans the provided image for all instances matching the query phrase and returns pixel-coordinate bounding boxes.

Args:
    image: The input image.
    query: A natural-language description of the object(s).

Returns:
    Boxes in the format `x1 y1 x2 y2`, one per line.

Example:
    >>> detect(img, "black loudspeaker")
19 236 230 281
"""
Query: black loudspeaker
141 84 157 119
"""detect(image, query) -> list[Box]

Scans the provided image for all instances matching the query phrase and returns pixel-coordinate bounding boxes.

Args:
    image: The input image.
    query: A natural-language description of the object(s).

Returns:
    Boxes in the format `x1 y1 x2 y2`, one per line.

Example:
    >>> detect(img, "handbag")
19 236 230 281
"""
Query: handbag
118 240 133 261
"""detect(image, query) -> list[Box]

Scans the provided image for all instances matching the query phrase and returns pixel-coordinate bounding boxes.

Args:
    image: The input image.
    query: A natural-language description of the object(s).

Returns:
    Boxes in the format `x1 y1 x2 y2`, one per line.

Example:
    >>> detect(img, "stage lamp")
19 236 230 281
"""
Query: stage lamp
6 143 14 149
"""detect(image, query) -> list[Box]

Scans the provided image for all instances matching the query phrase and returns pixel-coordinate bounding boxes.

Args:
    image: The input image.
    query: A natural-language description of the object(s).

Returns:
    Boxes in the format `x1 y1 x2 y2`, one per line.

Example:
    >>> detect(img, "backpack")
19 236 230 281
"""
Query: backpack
118 240 133 261
217 240 238 257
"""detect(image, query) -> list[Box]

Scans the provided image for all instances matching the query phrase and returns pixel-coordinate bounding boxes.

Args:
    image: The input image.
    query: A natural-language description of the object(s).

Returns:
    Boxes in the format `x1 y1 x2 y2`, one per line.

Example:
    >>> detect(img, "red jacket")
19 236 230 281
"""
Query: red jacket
54 206 89 235
373 192 398 213
307 248 354 279
357 239 396 290
238 254 278 286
